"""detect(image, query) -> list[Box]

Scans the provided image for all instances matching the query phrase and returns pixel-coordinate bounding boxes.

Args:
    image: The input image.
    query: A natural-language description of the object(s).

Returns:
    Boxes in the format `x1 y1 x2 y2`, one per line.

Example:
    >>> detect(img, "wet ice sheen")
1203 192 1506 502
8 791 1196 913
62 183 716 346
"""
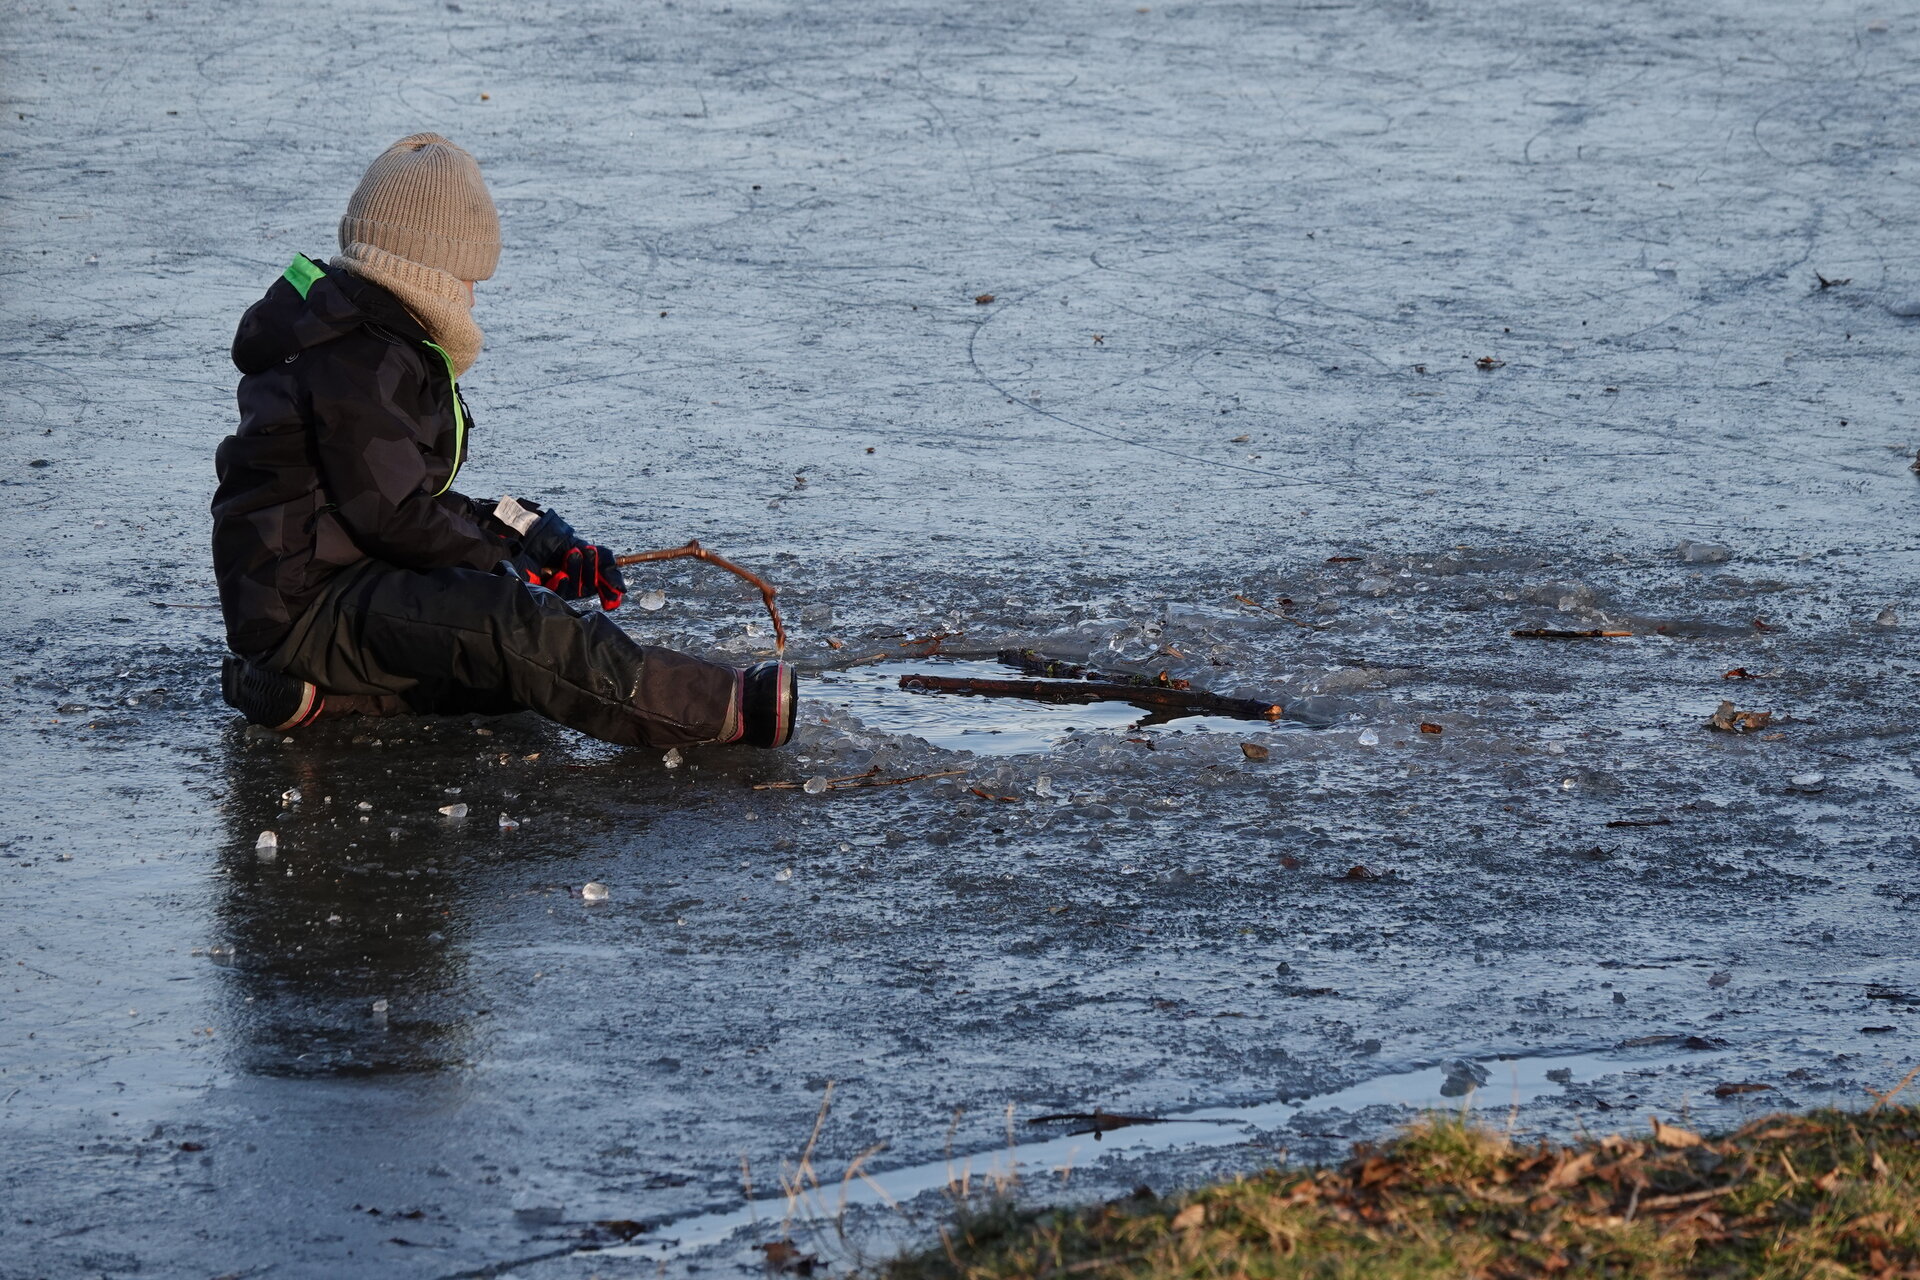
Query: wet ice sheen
587 1045 1712 1264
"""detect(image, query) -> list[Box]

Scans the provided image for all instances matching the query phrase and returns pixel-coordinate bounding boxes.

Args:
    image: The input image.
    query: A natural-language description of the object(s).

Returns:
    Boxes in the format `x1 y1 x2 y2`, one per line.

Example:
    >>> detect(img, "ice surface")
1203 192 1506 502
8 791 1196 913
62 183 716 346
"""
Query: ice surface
6 0 1919 1274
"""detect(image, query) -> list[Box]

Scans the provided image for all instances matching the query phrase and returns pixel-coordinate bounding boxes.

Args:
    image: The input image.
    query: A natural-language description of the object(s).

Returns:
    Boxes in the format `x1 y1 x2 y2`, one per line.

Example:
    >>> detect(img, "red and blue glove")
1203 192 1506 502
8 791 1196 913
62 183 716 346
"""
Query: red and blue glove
512 506 626 611
536 541 625 611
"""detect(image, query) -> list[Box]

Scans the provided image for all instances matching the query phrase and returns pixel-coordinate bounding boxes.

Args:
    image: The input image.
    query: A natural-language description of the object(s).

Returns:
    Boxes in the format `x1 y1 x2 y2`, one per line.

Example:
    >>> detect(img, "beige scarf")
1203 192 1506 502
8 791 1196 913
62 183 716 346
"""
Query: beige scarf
333 241 485 377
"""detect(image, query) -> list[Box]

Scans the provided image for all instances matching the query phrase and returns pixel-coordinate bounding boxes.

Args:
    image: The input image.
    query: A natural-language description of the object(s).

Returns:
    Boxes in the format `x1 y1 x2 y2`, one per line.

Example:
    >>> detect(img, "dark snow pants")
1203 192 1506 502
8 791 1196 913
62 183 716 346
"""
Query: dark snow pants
265 559 744 749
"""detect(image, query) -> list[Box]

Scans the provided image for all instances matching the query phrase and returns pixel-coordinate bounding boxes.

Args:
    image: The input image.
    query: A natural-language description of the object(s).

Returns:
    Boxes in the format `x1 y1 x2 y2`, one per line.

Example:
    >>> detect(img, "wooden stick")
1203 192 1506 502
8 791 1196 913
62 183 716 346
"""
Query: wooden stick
615 541 786 652
900 673 1282 721
997 648 1191 690
1511 628 1633 639
751 767 966 792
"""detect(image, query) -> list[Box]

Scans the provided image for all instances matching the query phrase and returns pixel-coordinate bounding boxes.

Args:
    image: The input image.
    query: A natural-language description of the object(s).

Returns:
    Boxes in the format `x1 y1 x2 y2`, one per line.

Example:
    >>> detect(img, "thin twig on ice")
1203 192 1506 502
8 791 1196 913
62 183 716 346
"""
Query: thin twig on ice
617 540 786 652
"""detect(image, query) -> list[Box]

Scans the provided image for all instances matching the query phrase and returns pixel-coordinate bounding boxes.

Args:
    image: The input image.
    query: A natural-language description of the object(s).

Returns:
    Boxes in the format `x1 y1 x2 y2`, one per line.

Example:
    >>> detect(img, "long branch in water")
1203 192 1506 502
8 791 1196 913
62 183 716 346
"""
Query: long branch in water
899 673 1282 721
616 541 786 653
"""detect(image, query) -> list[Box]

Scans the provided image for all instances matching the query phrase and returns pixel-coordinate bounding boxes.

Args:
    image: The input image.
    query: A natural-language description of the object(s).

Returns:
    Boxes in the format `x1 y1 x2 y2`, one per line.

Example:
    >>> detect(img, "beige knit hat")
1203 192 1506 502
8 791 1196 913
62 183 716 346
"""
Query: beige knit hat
338 132 500 281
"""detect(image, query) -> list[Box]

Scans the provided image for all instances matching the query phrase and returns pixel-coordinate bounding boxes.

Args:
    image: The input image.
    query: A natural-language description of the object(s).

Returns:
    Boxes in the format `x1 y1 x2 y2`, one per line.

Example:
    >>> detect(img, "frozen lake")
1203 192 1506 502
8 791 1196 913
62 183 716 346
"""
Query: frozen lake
3 0 1917 1275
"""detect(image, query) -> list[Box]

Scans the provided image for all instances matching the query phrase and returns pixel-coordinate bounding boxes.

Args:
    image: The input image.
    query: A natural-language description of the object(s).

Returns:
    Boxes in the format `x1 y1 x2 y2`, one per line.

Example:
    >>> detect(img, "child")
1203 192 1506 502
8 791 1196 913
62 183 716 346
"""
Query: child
211 133 793 749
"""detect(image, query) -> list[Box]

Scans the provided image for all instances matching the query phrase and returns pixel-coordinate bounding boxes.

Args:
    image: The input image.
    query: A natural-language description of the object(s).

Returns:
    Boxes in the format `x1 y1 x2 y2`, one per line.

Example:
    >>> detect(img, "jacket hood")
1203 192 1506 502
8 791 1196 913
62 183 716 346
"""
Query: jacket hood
232 254 429 376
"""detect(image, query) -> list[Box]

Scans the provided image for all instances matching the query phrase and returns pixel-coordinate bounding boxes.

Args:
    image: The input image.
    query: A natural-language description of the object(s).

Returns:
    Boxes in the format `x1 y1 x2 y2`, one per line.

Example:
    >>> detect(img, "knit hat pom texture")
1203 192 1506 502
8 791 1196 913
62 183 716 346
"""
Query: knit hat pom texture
338 132 500 282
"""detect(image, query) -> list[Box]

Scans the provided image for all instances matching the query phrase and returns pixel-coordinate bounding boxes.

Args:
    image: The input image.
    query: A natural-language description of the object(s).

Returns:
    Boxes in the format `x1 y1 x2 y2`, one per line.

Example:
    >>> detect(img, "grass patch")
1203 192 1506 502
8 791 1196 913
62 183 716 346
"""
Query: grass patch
882 1103 1920 1279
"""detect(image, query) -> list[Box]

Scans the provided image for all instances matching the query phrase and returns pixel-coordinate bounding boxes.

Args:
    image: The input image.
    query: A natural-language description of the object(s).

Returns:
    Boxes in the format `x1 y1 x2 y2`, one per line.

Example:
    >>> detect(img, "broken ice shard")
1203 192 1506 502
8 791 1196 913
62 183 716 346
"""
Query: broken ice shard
1439 1058 1490 1097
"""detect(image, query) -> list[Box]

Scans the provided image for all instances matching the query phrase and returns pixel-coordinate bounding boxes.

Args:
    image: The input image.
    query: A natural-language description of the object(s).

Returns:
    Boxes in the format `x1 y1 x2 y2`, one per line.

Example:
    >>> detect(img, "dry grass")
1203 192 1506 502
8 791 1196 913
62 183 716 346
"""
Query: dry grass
880 1101 1920 1280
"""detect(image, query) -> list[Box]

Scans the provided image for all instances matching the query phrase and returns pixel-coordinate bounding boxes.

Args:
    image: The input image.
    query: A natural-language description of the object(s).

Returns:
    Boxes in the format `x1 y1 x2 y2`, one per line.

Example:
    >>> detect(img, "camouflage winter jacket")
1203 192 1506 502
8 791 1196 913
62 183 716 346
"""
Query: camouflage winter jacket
212 255 511 657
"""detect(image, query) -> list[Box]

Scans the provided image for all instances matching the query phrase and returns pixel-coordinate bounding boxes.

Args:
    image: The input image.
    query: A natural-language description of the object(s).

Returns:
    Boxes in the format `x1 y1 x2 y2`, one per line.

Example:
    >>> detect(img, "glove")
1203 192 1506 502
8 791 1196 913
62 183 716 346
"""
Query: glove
515 507 626 610
542 541 626 611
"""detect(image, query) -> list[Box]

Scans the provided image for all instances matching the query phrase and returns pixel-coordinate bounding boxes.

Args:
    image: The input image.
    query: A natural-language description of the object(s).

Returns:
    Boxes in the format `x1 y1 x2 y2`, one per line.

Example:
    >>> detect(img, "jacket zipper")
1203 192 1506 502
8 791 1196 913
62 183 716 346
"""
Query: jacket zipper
421 342 466 497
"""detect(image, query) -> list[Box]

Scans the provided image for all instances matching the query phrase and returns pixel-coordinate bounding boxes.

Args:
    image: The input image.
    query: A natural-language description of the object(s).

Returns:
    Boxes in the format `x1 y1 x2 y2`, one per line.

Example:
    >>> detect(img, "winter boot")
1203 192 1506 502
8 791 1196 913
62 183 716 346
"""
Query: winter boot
740 660 796 748
221 656 324 730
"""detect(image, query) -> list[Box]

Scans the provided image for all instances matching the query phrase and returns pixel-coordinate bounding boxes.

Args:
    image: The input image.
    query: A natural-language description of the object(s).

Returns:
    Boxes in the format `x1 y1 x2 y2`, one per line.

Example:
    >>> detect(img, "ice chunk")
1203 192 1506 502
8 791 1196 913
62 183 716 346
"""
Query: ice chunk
638 589 667 611
581 881 609 902
356 801 372 811
281 788 302 804
663 747 684 769
498 813 519 831
1439 1058 1490 1097
1675 540 1731 564
438 803 468 818
510 1190 564 1225
371 998 389 1014
255 830 278 851
1888 297 1920 318
1035 775 1054 797
1356 728 1379 747
773 867 794 882
1875 605 1899 627
1788 772 1825 792
802 776 829 794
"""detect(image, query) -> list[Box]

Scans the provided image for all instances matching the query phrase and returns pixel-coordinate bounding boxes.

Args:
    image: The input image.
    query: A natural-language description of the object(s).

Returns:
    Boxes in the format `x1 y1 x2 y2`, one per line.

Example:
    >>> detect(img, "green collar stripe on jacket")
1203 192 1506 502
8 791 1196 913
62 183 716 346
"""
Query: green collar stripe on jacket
282 254 326 300
422 342 466 496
